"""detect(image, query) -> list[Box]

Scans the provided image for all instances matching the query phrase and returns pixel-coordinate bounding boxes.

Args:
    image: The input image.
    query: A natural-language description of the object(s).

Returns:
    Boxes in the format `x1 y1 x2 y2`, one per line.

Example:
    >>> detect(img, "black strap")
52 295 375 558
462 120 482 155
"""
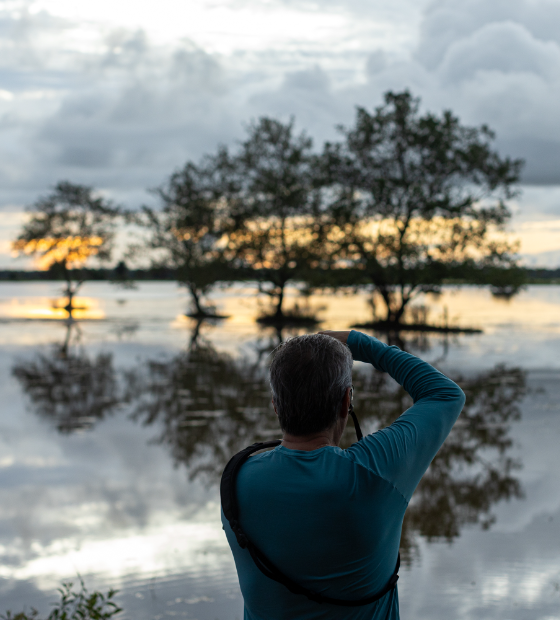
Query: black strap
348 403 363 441
220 413 400 606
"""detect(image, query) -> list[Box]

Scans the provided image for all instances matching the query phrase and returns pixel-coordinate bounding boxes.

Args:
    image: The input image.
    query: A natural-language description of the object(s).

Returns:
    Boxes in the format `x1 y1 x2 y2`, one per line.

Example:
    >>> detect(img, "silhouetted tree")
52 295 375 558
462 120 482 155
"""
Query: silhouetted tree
12 181 121 319
141 155 238 317
323 91 525 328
226 118 330 324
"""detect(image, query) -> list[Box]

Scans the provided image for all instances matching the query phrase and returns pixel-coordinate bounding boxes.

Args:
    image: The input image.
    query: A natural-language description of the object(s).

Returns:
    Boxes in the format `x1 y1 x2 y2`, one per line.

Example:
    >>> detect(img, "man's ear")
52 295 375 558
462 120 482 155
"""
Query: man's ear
339 387 351 419
272 399 278 417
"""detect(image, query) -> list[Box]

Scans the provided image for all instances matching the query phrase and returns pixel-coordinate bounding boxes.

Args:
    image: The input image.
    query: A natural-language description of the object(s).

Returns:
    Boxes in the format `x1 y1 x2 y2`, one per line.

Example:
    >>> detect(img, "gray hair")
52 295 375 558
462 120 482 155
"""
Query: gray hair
269 334 353 436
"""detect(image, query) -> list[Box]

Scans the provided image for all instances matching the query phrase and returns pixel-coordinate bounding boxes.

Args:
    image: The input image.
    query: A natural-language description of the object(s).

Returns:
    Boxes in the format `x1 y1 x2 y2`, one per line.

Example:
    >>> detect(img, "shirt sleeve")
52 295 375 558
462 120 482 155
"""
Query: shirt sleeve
346 330 465 502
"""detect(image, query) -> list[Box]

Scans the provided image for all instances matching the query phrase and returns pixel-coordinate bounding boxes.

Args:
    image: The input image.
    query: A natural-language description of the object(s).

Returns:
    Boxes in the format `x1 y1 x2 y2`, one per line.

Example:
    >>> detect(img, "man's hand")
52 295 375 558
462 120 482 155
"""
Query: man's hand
318 330 351 344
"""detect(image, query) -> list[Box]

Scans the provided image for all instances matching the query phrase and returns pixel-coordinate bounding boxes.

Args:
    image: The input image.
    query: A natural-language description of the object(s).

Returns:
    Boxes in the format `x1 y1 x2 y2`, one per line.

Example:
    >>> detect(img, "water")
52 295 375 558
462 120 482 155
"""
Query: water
1 282 560 619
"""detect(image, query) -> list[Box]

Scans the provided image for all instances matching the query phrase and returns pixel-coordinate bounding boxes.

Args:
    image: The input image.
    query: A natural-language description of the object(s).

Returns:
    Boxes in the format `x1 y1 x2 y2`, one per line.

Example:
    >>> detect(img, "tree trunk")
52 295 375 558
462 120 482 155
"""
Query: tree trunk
375 292 406 327
274 284 285 319
65 288 75 321
188 283 206 316
391 303 407 325
62 263 73 320
375 288 396 325
62 264 82 321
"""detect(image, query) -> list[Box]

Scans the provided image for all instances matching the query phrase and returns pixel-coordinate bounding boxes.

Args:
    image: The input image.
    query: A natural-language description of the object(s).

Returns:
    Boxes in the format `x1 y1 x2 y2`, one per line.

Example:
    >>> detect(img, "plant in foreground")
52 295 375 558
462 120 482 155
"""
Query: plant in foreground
1 578 122 620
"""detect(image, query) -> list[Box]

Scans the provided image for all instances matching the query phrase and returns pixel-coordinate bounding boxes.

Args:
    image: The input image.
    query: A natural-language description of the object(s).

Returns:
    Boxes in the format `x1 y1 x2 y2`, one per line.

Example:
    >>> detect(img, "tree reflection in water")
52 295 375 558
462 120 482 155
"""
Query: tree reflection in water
13 320 527 556
12 322 124 433
129 321 278 480
132 324 526 558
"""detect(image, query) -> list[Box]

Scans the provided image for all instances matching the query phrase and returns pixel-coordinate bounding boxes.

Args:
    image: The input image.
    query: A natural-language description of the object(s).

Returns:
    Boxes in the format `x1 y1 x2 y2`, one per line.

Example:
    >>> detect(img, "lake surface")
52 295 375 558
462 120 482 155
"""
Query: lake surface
1 282 560 619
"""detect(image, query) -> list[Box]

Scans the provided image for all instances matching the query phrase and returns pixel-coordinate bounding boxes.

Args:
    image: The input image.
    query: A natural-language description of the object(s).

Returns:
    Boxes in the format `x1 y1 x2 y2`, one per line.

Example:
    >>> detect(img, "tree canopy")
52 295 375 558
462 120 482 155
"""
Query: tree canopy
322 90 524 325
141 155 236 317
12 181 121 318
141 91 524 328
225 117 330 322
17 91 526 330
145 117 331 322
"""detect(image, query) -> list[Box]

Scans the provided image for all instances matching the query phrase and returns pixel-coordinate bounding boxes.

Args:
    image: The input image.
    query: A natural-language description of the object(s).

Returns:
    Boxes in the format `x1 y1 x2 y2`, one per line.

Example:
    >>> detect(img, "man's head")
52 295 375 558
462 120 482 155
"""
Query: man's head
269 333 353 436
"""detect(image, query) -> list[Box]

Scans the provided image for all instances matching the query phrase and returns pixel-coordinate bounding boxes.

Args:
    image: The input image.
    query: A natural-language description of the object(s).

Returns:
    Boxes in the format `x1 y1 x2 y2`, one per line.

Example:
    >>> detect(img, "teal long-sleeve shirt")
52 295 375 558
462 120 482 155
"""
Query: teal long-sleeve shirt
222 331 465 620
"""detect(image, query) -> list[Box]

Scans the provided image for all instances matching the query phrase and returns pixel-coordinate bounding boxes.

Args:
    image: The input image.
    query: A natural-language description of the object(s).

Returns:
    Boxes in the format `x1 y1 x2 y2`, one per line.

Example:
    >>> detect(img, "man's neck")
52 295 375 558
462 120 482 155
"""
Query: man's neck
281 430 337 451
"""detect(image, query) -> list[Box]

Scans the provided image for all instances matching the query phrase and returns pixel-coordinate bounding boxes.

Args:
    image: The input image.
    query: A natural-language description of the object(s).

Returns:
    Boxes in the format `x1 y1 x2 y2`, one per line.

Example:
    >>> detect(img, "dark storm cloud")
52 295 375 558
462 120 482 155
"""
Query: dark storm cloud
324 0 560 187
0 18 246 208
411 1 560 185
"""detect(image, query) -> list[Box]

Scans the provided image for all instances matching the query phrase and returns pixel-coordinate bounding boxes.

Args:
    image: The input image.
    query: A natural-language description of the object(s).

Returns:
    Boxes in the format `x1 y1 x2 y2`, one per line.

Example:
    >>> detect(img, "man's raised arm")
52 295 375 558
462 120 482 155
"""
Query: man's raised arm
322 329 466 502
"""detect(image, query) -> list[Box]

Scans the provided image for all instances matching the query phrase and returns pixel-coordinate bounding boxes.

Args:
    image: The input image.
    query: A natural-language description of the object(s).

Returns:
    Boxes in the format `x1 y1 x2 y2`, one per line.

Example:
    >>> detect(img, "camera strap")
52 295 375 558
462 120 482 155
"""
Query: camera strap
220 411 400 606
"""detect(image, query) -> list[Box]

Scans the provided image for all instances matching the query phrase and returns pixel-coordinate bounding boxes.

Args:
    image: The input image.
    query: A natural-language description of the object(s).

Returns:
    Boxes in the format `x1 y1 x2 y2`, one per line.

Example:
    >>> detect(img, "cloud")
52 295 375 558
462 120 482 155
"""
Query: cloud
2 0 560 229
349 0 560 188
0 19 248 209
438 21 560 83
409 1 560 165
416 0 560 69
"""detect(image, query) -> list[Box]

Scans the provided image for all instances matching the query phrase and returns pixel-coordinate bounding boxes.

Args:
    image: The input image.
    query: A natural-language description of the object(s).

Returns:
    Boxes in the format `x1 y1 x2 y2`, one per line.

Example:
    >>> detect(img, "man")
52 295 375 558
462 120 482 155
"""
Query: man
222 330 465 619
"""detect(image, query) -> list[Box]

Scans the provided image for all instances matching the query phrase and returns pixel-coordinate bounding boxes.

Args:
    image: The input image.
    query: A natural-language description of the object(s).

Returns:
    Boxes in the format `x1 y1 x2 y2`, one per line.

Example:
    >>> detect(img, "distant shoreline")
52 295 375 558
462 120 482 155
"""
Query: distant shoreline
0 267 559 285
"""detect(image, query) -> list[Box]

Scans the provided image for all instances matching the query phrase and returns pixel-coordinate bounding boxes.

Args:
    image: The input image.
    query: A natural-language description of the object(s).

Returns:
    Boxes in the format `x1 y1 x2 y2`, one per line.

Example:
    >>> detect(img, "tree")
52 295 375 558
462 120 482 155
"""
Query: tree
226 117 330 323
142 153 237 317
12 181 120 319
323 91 524 328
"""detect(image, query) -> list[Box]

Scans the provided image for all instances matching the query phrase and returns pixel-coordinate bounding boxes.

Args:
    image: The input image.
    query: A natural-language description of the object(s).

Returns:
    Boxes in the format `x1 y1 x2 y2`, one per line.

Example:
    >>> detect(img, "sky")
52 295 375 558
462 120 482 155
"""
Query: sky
1 0 560 267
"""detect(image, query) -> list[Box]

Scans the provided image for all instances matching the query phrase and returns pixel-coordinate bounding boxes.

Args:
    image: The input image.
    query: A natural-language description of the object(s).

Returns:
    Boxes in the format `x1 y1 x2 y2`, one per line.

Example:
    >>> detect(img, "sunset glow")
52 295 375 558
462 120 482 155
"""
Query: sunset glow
12 236 105 270
1 296 104 321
